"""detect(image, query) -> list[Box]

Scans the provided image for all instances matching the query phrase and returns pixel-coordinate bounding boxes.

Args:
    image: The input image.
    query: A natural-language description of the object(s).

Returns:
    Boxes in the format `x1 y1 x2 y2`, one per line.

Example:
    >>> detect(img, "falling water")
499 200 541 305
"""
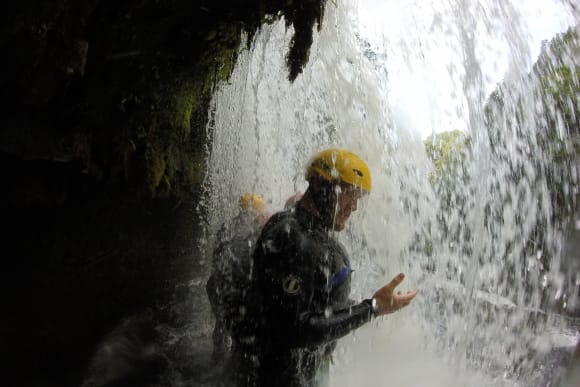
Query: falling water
202 0 579 386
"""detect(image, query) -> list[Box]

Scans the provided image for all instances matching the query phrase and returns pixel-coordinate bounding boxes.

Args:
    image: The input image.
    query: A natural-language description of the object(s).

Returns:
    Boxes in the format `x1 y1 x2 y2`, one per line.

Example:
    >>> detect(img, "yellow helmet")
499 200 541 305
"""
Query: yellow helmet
239 193 267 212
306 148 372 193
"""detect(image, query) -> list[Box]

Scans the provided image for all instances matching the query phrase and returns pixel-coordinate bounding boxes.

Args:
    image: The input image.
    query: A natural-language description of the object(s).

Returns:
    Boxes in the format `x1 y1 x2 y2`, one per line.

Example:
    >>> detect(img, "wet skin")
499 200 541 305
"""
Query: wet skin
332 183 363 231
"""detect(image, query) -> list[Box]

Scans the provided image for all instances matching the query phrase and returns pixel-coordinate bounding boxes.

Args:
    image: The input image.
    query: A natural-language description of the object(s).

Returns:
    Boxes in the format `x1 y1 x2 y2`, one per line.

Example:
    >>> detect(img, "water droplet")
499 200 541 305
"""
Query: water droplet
324 307 332 318
542 275 548 288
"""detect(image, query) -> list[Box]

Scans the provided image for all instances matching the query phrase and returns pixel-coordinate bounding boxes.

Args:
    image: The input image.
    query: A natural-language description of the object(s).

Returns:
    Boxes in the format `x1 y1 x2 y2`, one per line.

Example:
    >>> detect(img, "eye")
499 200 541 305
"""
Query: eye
353 169 363 177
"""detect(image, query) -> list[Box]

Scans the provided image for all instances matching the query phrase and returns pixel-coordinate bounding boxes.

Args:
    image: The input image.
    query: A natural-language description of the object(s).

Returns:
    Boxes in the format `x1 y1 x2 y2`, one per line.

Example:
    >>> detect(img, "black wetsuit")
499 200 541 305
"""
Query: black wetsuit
245 204 375 387
206 214 263 361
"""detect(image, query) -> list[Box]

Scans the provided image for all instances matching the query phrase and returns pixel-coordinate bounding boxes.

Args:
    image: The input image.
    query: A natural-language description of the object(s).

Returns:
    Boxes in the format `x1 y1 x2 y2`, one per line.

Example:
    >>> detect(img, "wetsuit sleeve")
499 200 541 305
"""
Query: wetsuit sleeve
296 300 375 348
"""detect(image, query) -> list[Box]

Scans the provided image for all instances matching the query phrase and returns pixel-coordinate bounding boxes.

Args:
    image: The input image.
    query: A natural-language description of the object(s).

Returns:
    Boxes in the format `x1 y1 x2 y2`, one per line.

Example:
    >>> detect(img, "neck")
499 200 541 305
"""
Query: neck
298 189 334 230
298 190 319 217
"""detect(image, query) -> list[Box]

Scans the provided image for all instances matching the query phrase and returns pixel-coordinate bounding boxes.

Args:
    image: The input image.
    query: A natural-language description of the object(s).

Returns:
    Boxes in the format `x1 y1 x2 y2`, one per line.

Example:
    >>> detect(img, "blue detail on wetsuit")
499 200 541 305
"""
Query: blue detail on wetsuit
330 266 351 289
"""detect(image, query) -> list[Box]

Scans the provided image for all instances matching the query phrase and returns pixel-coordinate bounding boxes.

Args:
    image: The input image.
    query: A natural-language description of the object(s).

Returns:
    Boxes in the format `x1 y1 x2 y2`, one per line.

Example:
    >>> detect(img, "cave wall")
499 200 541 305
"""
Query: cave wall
0 1 326 385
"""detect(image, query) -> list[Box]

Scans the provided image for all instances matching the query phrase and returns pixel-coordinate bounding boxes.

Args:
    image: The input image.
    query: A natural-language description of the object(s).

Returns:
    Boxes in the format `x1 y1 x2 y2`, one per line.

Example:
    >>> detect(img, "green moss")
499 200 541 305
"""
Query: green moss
153 76 197 141
3 0 334 203
129 21 247 199
144 143 166 195
171 85 195 137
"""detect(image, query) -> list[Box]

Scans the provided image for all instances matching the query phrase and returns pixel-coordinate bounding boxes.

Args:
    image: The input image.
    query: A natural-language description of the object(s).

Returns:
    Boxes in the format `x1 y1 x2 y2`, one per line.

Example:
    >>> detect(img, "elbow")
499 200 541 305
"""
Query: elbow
295 316 336 348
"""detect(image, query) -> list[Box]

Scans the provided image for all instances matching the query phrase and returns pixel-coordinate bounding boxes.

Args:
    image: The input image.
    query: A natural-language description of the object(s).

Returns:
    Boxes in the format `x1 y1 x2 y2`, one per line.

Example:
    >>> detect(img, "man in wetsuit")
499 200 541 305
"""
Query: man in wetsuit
206 193 271 364
247 148 419 387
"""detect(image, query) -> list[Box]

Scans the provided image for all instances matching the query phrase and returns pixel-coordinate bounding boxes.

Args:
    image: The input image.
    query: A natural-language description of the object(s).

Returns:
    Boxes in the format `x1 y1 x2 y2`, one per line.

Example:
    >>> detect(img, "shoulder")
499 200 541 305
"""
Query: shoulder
259 210 300 240
254 210 306 258
256 211 329 271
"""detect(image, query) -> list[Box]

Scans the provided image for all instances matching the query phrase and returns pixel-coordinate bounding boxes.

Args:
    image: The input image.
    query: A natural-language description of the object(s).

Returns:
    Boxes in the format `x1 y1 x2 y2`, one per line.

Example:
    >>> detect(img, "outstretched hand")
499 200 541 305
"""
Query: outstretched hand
372 273 418 316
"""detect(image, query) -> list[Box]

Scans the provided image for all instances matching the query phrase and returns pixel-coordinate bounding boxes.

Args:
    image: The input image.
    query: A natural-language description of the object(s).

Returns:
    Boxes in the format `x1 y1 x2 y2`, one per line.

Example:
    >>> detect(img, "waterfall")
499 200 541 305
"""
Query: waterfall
202 0 579 386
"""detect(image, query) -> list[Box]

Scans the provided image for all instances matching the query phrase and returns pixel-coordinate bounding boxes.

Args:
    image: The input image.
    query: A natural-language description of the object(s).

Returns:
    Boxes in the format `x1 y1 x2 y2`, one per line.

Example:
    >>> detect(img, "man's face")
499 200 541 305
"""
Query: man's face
332 183 364 231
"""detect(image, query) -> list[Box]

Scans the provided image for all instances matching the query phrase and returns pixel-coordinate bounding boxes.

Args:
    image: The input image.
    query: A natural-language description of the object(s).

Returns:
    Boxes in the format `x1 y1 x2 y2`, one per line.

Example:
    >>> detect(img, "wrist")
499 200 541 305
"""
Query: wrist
372 297 380 314
366 297 379 316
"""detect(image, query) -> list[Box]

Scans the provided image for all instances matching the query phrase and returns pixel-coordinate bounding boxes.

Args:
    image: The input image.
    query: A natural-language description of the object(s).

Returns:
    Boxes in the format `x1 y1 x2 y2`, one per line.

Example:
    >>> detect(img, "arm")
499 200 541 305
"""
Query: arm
295 299 375 348
296 273 419 347
261 270 417 349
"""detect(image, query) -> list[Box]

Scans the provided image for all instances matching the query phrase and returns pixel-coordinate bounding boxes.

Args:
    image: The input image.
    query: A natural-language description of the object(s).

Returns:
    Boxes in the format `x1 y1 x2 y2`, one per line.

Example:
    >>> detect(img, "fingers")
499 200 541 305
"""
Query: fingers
385 273 405 292
395 289 419 302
